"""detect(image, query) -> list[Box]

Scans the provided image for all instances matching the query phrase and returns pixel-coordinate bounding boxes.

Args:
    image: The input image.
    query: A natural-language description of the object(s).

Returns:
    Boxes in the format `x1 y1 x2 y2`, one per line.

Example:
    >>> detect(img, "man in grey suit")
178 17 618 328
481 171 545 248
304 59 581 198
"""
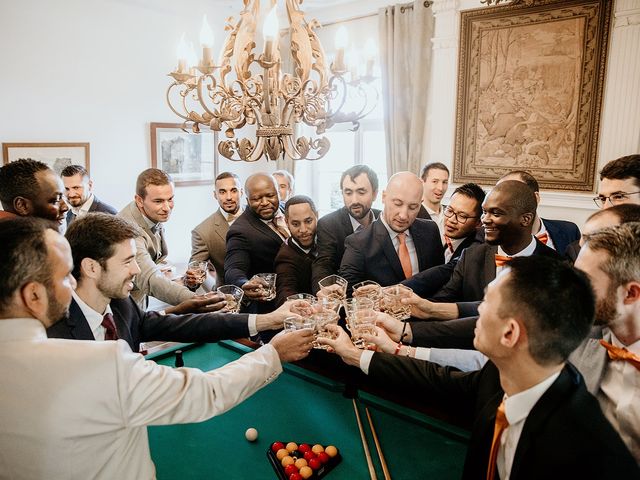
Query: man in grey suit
61 164 117 225
190 172 243 287
119 168 198 308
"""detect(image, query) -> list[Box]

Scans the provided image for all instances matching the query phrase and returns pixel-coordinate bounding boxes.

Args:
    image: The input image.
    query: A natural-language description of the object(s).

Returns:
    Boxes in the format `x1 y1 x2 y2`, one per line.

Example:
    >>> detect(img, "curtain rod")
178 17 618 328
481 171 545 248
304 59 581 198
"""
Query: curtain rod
319 1 432 28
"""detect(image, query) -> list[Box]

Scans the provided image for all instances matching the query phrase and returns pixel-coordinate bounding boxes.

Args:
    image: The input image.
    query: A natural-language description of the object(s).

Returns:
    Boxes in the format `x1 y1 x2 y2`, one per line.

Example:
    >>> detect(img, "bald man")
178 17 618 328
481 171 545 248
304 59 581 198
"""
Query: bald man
224 173 289 314
339 172 444 293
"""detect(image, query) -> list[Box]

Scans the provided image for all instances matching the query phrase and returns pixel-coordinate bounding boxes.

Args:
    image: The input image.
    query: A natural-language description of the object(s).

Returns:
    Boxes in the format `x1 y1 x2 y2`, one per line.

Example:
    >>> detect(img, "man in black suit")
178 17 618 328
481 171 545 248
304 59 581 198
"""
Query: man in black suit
61 165 117 225
410 180 559 320
339 172 444 292
417 162 449 236
320 256 639 477
311 165 380 292
46 214 297 352
274 195 318 306
225 173 289 313
404 183 485 297
498 170 580 255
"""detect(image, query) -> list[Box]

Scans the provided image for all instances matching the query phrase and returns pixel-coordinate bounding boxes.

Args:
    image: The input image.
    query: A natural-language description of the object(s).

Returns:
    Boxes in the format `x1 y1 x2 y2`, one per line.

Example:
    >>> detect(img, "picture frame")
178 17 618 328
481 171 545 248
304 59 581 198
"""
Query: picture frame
2 142 90 175
452 0 612 192
150 122 217 186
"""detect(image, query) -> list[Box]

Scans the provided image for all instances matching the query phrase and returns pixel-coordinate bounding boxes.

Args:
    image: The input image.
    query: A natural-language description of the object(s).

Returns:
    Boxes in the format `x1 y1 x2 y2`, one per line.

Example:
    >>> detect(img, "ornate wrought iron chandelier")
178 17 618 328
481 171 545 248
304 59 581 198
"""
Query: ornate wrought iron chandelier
166 0 378 162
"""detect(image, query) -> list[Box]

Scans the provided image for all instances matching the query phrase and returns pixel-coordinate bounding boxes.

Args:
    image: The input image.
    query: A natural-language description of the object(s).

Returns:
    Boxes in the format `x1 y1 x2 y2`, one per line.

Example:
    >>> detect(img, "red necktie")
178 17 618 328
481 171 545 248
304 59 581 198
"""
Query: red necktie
445 236 454 253
486 400 508 480
494 254 512 268
536 232 549 245
397 232 413 279
101 313 118 341
600 340 640 371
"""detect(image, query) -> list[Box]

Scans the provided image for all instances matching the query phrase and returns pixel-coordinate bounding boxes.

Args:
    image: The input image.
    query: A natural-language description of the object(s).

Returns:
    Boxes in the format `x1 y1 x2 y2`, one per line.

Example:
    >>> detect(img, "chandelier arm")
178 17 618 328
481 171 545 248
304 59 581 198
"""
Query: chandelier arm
195 74 219 120
166 83 192 122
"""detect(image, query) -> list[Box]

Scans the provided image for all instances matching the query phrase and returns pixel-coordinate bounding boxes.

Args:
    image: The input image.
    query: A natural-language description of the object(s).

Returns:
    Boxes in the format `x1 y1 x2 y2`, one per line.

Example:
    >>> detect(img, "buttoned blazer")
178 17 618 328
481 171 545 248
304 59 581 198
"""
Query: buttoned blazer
274 239 315 307
190 209 229 287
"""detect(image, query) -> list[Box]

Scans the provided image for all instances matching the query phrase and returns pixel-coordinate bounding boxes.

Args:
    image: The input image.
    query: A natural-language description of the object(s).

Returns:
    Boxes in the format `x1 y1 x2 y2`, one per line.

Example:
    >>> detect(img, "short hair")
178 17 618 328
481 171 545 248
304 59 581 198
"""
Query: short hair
0 217 55 312
60 165 89 179
215 171 240 183
273 170 294 189
491 180 537 217
587 203 640 224
0 158 50 207
419 162 450 182
340 165 379 193
498 256 595 365
452 183 486 217
65 213 141 281
599 155 640 188
136 168 173 198
582 222 640 289
284 195 317 217
500 170 539 193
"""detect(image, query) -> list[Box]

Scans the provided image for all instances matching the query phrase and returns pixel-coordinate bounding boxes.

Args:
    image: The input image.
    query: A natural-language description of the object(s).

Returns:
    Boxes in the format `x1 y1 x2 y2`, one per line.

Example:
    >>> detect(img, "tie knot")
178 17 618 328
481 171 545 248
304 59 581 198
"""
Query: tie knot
101 313 118 341
494 254 512 268
600 339 640 371
536 232 549 245
397 232 406 244
495 400 509 429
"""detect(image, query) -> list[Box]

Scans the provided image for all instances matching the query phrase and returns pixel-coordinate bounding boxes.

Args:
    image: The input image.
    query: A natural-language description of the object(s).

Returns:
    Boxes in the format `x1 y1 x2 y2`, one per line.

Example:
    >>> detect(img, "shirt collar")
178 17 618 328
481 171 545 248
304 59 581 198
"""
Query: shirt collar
70 194 95 216
498 236 537 258
72 291 113 334
289 237 315 254
609 330 640 355
219 207 242 223
379 215 411 241
0 318 47 342
141 212 160 233
425 205 442 216
348 209 376 233
260 209 285 225
503 370 562 426
537 217 547 235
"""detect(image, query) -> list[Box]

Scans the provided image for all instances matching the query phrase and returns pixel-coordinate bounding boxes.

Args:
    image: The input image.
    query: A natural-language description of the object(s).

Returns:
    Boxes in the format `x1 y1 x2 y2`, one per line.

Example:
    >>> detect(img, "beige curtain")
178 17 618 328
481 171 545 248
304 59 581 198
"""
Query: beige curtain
379 1 434 176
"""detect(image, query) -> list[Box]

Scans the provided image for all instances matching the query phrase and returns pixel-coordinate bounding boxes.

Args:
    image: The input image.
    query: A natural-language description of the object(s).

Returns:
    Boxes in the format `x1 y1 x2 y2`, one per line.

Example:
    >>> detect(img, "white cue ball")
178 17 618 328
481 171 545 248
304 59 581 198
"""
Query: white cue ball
245 427 258 442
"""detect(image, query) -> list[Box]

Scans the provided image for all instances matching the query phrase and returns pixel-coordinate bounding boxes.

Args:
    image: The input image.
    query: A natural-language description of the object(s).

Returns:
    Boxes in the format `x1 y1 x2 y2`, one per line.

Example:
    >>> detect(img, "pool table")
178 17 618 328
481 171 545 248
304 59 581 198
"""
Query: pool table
147 341 469 479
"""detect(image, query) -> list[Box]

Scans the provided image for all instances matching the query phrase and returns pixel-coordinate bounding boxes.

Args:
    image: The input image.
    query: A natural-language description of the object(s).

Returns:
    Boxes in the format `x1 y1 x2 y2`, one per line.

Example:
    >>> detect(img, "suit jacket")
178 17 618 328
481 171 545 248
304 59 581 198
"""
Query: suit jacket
224 207 285 313
368 355 639 478
1 318 282 480
543 218 581 256
409 316 479 350
403 234 481 297
416 204 432 220
339 218 444 292
46 297 251 352
311 207 381 293
66 196 117 225
190 209 229 287
431 239 560 318
274 238 315 307
564 239 581 263
118 201 193 308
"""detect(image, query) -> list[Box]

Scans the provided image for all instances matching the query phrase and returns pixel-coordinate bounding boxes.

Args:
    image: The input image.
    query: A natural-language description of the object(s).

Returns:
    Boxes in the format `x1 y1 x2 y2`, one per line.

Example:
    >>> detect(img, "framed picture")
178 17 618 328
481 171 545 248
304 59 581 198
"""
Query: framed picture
453 0 612 192
2 142 90 174
150 122 217 186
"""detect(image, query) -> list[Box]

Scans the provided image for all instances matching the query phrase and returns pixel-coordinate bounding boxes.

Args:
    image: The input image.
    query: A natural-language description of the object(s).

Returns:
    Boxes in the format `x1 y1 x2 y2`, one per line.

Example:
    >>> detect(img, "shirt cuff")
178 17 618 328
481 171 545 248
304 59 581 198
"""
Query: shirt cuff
359 350 375 375
158 310 166 316
248 314 258 336
414 347 431 361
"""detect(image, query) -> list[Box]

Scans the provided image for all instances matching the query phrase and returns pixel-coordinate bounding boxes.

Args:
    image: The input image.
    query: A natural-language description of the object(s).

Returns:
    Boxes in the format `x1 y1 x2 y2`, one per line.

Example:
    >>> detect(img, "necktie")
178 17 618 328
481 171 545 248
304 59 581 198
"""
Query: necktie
397 232 413 279
151 223 166 260
270 215 290 240
494 254 512 268
445 236 454 253
101 313 118 341
486 400 509 480
536 232 549 245
600 340 640 371
226 212 236 224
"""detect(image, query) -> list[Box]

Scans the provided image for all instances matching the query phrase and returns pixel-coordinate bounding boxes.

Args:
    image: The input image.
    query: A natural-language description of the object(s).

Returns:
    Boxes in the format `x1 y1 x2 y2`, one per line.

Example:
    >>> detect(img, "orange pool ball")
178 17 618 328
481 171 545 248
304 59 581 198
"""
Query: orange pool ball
311 444 324 454
281 456 295 467
325 445 338 457
276 449 289 461
286 442 299 453
299 466 313 479
294 458 308 469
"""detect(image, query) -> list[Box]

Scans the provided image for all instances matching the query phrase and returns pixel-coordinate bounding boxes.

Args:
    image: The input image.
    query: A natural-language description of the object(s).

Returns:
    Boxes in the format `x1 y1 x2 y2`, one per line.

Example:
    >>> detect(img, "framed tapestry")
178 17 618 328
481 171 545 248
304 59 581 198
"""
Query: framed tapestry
453 0 612 192
2 142 90 174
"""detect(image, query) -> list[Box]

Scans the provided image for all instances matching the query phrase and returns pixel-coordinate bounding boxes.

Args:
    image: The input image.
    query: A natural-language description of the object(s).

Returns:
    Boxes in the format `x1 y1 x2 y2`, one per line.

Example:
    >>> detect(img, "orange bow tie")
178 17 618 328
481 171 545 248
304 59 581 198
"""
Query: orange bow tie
494 254 512 268
600 340 640 371
536 232 549 245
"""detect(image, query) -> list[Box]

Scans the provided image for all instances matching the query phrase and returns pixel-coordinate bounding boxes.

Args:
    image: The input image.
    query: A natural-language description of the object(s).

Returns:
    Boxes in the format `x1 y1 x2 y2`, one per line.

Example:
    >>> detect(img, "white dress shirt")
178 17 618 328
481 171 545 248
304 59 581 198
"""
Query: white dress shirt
425 205 446 238
496 236 537 275
72 291 112 341
444 236 466 263
536 219 556 250
349 210 377 233
70 194 95 218
380 217 419 277
220 207 242 226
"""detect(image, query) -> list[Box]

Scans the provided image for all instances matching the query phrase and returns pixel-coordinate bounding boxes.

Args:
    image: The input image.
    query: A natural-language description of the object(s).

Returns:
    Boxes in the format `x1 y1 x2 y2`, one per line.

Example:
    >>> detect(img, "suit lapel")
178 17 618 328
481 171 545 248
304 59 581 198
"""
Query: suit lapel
484 245 498 286
67 299 96 340
212 210 229 243
410 223 427 271
109 300 135 350
247 209 282 244
453 235 476 259
375 221 405 280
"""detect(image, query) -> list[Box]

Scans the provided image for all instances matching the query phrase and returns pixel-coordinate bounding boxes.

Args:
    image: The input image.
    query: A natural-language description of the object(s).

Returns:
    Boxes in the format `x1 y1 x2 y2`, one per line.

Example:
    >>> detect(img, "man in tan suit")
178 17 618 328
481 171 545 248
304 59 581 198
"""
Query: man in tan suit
119 168 195 308
190 172 243 287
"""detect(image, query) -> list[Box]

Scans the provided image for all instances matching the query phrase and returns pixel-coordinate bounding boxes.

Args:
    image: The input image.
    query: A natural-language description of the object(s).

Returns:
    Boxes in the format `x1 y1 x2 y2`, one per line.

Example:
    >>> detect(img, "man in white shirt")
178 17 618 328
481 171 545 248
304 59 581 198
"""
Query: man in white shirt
418 162 450 236
0 217 313 479
60 164 117 225
319 255 639 477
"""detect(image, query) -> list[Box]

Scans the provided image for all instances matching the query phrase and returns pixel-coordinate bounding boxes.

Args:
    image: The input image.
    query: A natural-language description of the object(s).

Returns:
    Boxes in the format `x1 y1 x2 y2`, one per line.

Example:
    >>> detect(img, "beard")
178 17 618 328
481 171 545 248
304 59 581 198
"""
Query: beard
594 284 620 326
46 288 70 325
97 274 134 300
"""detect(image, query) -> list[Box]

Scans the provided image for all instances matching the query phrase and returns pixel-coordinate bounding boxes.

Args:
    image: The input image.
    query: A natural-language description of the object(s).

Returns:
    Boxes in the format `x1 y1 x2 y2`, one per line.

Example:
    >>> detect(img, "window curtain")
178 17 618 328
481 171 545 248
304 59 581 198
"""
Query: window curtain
379 1 434 176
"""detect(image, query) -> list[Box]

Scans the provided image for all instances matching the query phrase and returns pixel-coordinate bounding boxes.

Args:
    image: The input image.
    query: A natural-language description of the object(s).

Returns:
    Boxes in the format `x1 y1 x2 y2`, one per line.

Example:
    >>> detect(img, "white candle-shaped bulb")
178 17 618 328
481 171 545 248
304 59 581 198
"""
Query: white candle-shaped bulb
200 14 214 64
334 26 349 71
187 41 198 70
347 47 358 81
177 33 189 72
364 38 377 77
263 6 279 62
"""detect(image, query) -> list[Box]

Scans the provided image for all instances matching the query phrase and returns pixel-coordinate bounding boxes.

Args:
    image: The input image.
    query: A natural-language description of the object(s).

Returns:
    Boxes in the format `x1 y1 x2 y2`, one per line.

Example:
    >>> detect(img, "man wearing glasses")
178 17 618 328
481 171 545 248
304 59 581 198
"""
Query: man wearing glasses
595 155 640 209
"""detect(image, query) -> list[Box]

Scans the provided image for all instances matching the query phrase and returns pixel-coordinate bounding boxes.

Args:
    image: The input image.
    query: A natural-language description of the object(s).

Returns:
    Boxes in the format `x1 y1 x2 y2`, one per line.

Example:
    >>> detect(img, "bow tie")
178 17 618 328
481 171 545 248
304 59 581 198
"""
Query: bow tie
600 340 640 371
494 254 513 267
536 232 549 245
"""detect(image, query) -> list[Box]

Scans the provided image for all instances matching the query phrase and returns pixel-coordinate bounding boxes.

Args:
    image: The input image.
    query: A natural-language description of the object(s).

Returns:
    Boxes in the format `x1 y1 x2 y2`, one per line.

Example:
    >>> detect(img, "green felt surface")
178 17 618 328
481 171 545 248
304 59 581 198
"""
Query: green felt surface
148 341 468 479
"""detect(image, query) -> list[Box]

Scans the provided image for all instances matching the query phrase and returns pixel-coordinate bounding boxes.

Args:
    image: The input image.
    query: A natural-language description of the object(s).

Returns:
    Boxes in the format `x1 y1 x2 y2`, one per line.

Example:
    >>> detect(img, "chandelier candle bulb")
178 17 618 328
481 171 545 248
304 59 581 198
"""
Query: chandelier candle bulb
364 39 377 77
334 26 349 71
263 6 279 62
199 15 214 65
176 33 189 73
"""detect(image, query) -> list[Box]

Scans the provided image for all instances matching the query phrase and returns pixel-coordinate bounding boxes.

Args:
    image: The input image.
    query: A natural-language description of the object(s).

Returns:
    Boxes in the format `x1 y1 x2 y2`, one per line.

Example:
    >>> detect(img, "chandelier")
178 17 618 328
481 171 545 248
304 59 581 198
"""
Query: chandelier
166 0 378 162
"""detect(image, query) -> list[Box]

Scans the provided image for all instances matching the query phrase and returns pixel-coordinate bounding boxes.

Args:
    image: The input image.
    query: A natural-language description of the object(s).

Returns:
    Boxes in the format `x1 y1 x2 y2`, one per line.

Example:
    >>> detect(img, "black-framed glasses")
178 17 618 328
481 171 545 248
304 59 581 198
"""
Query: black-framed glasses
592 191 640 208
443 207 477 224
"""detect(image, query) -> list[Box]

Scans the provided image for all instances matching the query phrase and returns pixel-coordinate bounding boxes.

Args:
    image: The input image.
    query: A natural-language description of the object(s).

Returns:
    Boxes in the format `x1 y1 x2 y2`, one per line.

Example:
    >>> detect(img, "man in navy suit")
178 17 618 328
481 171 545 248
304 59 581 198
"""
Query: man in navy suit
225 173 289 313
416 162 450 237
339 172 444 292
61 165 117 225
46 213 296 352
320 256 639 477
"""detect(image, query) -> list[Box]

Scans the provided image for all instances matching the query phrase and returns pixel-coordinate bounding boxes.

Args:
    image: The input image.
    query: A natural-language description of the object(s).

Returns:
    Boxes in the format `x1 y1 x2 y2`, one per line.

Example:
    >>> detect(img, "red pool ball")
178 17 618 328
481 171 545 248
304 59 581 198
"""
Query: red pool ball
289 474 303 480
303 451 316 461
298 443 311 454
317 452 330 464
308 458 322 470
284 464 298 476
272 442 285 453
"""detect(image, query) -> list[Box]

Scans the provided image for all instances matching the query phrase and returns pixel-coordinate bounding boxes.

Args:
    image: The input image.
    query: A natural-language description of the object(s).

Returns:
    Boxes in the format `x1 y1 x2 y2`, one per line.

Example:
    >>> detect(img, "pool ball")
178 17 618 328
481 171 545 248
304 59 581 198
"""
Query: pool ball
299 466 313 479
317 452 330 464
311 444 324 454
303 451 316 461
244 428 258 442
298 443 311 454
284 464 298 476
272 442 285 453
276 449 289 461
281 456 295 467
308 457 322 470
325 445 338 457
289 474 303 480
286 442 299 453
294 458 308 469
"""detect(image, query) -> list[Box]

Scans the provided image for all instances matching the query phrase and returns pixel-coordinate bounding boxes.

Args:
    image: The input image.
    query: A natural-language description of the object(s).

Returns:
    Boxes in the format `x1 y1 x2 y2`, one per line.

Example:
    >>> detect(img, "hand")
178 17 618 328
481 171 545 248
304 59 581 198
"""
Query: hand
316 284 344 300
403 292 433 320
242 278 269 301
269 329 315 363
361 326 397 354
165 293 227 315
315 324 363 367
374 312 412 343
257 300 302 331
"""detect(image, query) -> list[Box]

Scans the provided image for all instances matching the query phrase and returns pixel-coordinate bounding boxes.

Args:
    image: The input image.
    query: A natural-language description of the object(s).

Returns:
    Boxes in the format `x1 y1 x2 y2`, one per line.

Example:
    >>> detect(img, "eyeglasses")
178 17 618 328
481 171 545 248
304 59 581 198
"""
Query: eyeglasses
443 207 477 224
592 191 640 208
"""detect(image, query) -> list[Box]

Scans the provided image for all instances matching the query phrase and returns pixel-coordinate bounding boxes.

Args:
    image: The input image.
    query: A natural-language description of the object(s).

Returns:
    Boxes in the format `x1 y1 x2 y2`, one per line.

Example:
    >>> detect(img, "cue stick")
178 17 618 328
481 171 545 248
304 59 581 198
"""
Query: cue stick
352 399 378 480
365 407 391 480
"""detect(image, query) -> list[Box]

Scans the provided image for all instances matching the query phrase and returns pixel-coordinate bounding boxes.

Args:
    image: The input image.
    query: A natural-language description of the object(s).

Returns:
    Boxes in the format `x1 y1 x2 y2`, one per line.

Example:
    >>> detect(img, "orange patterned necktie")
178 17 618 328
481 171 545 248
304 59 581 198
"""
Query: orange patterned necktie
397 232 413 279
599 340 640 371
494 254 512 268
536 232 549 245
486 400 508 480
